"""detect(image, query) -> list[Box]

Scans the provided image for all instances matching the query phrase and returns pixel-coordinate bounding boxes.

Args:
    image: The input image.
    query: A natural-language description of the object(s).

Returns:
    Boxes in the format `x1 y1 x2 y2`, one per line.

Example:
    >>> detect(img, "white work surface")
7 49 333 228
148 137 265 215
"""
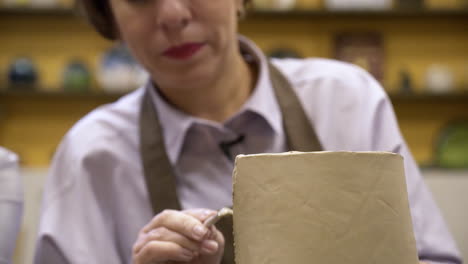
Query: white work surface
12 168 468 264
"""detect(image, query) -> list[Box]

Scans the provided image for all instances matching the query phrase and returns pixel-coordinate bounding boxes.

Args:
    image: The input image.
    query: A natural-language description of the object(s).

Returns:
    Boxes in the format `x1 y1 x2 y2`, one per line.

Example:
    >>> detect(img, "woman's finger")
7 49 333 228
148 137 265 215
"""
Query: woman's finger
135 240 195 264
200 226 225 256
133 226 200 256
142 209 210 242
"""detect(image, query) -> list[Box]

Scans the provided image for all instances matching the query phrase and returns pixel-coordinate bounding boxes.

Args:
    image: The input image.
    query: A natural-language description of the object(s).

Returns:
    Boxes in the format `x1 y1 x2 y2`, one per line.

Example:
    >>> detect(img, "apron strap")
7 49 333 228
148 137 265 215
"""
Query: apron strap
268 62 323 152
140 90 182 214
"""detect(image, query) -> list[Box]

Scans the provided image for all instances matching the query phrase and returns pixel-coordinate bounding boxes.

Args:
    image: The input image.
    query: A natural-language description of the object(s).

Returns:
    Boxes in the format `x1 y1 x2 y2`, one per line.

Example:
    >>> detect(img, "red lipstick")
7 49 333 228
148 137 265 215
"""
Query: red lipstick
163 43 204 60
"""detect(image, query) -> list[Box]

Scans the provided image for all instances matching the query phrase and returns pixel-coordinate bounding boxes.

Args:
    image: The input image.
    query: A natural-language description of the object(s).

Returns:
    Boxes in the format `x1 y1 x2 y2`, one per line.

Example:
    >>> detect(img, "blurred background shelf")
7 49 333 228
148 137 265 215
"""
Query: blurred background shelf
2 89 468 102
2 2 467 264
1 0 468 167
2 6 468 18
0 89 126 99
0 6 75 16
389 92 468 102
249 9 468 18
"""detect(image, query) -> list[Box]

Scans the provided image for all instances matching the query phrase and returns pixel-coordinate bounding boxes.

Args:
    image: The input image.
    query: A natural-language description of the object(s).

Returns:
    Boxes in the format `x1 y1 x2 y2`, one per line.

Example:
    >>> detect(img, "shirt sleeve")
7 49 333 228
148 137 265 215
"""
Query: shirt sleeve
0 147 23 264
356 73 463 264
34 136 124 264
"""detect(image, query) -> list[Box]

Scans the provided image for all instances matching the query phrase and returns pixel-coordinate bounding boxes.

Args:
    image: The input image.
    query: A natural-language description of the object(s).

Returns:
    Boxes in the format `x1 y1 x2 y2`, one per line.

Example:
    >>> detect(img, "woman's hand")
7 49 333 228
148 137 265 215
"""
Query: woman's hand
132 208 225 264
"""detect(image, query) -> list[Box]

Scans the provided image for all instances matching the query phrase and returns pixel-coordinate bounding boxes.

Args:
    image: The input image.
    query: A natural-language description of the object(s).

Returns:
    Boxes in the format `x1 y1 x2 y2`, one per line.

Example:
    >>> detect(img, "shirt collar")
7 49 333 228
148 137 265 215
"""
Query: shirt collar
148 82 194 165
147 35 283 165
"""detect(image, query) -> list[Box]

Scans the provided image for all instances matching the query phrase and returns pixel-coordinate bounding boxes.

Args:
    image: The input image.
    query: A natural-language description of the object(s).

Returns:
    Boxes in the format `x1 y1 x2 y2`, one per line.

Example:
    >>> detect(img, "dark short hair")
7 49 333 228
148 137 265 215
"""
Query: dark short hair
77 0 117 40
77 0 251 41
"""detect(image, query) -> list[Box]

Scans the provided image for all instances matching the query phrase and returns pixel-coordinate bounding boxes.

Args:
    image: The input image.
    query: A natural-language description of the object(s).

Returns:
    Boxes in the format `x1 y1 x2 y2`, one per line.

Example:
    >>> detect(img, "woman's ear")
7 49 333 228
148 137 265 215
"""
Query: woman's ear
236 0 246 19
235 0 245 16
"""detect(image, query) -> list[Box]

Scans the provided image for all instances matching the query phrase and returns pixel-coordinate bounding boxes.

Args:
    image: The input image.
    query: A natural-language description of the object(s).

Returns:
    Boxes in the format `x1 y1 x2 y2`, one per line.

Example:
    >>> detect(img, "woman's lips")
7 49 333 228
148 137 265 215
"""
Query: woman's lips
163 43 204 60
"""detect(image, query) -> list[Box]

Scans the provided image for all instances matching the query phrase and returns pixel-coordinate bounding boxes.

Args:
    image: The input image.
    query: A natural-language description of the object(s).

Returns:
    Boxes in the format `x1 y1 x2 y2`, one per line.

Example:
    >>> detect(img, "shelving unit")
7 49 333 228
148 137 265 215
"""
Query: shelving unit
251 9 468 18
0 89 126 99
0 6 75 16
2 88 468 102
1 4 467 166
1 6 468 17
389 92 468 102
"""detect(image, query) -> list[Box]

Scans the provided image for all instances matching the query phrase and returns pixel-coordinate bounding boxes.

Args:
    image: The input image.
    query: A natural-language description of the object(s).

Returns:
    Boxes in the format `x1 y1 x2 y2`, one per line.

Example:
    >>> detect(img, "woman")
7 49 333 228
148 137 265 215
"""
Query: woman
35 0 461 263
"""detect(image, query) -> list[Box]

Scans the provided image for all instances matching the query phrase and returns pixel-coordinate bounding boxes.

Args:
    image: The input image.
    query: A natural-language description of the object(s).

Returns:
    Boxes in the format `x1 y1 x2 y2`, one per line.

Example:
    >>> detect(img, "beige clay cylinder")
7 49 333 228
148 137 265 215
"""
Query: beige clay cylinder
233 151 419 264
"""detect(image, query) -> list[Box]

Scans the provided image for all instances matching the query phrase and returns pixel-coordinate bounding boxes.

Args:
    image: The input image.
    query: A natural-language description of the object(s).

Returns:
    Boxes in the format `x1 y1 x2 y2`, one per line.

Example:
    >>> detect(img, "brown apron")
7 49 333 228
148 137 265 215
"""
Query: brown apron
139 63 323 264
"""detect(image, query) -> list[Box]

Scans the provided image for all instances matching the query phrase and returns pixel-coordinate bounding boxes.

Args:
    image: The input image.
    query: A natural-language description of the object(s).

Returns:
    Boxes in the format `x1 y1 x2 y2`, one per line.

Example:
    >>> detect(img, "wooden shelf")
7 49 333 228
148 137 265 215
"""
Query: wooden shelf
421 164 468 171
1 6 467 19
0 89 127 99
0 6 76 16
2 89 468 102
248 9 468 19
389 92 468 103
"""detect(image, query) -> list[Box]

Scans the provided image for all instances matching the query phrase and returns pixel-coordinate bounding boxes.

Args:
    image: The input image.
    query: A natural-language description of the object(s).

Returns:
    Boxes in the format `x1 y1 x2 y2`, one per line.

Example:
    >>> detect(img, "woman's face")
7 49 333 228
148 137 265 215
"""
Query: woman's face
109 0 243 90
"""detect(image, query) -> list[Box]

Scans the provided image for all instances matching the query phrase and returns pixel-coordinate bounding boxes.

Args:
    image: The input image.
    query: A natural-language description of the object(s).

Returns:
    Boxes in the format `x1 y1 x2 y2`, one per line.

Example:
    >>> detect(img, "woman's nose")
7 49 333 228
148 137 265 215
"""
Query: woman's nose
156 0 192 33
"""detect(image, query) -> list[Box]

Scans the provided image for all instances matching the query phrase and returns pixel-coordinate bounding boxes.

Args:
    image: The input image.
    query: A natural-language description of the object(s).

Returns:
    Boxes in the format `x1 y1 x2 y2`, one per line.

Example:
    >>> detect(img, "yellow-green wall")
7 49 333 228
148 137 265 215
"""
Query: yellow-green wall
1 10 467 166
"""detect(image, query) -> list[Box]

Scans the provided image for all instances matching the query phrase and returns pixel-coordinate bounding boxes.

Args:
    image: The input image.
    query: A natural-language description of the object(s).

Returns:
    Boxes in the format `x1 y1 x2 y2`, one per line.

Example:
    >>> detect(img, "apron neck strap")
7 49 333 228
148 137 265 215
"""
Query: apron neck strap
140 89 182 214
268 63 323 152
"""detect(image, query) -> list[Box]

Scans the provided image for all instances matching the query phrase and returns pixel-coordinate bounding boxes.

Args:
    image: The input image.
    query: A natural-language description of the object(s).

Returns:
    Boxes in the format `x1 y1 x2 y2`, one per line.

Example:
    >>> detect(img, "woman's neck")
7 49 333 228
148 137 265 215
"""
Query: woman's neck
158 51 256 123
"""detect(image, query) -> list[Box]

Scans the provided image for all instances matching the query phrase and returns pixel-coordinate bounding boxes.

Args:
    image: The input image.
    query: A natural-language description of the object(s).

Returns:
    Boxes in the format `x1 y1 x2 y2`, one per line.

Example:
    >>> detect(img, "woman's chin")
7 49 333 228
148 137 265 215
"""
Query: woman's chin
160 63 218 88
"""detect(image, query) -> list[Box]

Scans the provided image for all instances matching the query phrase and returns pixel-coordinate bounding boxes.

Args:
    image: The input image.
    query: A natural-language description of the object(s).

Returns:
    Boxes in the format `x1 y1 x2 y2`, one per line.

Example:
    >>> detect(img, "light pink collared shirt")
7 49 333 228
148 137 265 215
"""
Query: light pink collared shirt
34 36 462 264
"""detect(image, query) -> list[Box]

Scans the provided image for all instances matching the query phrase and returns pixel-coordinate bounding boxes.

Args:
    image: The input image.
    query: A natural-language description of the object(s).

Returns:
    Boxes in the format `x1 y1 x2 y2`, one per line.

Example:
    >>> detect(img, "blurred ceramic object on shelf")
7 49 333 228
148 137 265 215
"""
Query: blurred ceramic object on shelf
396 0 423 10
334 32 384 82
7 57 38 90
253 0 296 10
1 0 30 7
464 64 468 92
434 120 468 168
252 0 270 9
57 0 73 7
325 0 392 10
268 47 302 58
272 0 296 10
295 0 322 9
399 69 413 94
62 60 91 93
97 44 149 94
425 64 455 94
424 0 464 9
29 0 58 8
